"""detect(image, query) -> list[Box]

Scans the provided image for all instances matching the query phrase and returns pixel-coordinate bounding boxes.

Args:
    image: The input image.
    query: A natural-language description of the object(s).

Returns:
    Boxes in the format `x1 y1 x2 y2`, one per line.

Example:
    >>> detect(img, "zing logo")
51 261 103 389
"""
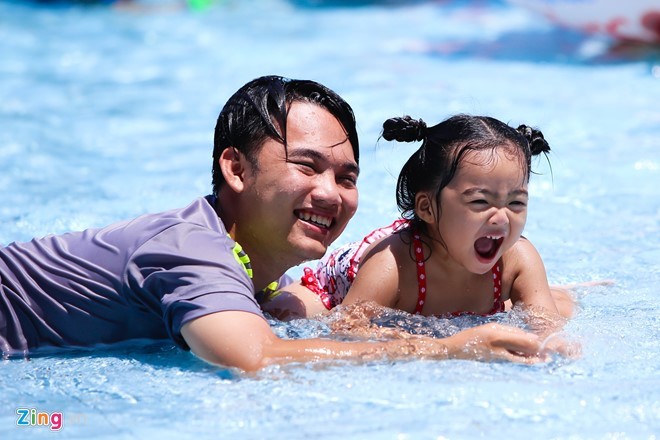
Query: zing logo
16 408 63 431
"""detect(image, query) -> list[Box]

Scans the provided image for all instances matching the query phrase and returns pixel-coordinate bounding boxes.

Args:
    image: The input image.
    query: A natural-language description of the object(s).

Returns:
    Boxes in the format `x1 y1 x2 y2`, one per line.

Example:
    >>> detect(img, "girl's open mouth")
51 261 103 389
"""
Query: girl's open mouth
474 236 504 260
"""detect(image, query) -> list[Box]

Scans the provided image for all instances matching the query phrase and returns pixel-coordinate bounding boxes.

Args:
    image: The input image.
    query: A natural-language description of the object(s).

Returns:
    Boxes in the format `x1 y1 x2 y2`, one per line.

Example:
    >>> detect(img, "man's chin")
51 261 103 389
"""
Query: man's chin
295 243 328 263
288 232 333 262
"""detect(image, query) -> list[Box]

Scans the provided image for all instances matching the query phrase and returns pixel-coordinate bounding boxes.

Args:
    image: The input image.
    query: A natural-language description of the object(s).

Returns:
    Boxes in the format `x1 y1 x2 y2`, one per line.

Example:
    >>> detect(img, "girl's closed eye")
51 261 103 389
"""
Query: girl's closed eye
508 196 529 210
468 199 491 211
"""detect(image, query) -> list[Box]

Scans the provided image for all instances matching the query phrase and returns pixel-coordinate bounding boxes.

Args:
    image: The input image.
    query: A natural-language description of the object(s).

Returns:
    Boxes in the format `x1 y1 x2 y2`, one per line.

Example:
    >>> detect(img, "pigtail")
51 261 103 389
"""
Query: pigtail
382 116 427 142
384 115 429 222
516 124 550 156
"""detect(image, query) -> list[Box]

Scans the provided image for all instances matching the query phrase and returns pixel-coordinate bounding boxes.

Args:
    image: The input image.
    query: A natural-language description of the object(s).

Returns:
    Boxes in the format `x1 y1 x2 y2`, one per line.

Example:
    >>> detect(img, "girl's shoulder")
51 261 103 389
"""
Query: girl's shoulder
349 225 417 310
501 237 544 281
503 236 540 262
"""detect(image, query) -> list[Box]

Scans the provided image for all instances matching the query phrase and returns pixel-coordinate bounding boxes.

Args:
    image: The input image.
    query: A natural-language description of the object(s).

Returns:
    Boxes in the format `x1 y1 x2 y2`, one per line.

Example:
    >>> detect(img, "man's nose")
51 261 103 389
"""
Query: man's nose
311 172 342 206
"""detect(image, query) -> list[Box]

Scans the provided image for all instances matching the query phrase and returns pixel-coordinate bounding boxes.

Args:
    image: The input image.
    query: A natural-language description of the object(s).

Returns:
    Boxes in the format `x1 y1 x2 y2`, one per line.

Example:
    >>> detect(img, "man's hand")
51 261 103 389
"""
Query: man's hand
446 323 548 363
445 323 580 363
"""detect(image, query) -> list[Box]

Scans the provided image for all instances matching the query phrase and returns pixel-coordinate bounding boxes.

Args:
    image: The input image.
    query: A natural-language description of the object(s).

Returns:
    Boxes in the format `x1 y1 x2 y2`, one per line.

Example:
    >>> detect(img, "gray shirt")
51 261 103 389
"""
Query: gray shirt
0 196 268 355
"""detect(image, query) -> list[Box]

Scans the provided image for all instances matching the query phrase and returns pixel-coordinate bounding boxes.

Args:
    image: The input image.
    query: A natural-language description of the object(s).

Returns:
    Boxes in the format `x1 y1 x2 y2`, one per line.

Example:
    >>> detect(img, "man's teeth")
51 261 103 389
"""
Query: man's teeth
298 212 331 228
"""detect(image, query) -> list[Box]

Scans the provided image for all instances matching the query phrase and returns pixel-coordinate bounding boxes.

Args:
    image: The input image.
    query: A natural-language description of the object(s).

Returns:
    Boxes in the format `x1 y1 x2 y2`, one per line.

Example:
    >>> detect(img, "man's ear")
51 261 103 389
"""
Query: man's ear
219 147 247 193
415 192 436 224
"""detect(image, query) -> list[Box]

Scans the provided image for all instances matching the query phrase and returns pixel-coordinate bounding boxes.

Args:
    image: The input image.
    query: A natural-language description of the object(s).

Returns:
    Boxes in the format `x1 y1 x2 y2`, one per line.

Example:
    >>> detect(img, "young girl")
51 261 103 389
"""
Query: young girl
262 114 575 331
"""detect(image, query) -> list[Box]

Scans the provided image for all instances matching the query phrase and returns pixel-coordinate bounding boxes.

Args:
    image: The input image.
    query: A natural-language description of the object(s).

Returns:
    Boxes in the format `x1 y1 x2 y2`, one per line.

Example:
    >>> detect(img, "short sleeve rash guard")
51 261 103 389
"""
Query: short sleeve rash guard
0 196 266 355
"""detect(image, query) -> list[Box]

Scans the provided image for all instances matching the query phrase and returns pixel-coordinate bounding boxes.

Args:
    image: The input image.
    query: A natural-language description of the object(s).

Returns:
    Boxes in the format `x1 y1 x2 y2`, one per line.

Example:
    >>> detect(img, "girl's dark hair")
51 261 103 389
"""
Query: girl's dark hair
212 75 359 195
382 114 550 232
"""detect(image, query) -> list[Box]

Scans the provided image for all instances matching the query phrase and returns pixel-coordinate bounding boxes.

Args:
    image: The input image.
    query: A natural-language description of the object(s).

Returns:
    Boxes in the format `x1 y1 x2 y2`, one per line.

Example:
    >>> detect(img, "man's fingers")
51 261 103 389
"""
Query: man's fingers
540 334 582 359
504 335 543 356
498 329 582 362
501 350 545 364
488 324 543 356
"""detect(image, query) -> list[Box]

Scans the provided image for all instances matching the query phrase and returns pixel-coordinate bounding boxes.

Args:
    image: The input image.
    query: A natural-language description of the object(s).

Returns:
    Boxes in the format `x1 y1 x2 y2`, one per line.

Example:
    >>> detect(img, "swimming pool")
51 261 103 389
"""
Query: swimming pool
1 0 659 438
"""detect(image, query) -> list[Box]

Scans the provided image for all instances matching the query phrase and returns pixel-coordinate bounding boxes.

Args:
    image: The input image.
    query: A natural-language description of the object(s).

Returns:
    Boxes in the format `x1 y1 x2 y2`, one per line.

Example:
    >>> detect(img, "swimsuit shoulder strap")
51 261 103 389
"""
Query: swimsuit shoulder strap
490 261 505 314
412 231 426 314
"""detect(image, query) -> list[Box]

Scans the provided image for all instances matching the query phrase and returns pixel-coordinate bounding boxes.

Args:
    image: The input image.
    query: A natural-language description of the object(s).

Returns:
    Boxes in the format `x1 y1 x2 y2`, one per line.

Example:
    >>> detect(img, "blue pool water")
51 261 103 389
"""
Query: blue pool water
1 0 659 438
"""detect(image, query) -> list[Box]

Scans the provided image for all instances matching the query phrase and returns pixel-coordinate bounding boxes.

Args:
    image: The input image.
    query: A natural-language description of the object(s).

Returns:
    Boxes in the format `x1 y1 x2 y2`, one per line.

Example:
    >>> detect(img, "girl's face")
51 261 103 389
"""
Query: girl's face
432 146 528 274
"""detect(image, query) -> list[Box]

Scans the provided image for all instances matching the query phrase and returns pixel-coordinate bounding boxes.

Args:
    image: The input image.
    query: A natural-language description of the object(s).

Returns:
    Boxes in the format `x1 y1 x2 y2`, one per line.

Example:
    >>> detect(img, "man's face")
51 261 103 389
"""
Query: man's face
237 101 359 268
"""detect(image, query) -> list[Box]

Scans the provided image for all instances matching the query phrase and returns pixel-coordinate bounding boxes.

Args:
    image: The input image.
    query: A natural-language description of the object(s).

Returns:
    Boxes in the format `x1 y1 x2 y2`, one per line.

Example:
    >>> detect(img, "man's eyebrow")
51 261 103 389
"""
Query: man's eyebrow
462 187 528 197
286 147 360 175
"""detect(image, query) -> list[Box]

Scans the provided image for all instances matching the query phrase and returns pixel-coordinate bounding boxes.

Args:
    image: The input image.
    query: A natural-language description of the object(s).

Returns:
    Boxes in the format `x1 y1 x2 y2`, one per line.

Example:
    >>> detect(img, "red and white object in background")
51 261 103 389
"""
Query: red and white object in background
507 0 660 44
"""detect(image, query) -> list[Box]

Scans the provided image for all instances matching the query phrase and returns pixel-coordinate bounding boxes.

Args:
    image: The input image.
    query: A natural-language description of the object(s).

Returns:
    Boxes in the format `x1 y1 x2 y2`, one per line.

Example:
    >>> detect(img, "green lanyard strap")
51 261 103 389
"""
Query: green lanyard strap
230 239 253 279
230 236 281 303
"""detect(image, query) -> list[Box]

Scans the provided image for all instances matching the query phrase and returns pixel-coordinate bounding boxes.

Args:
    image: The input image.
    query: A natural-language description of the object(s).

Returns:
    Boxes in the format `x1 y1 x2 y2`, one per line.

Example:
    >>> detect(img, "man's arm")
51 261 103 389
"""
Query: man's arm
181 310 559 372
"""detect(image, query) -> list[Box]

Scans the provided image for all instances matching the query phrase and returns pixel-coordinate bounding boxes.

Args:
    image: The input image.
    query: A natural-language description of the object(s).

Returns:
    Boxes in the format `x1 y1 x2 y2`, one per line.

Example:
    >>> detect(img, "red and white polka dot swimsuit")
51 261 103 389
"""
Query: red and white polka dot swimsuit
300 220 505 317
412 231 504 316
301 219 409 309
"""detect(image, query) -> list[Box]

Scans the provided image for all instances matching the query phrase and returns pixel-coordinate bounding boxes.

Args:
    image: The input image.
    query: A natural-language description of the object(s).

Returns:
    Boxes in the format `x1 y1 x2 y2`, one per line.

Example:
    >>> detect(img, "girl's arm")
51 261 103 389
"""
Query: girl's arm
261 237 403 321
340 239 402 309
506 238 565 334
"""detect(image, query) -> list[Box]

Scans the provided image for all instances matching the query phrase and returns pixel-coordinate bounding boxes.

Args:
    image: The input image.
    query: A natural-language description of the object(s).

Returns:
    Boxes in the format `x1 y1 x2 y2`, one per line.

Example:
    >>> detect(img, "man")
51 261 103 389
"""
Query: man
0 76 555 371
